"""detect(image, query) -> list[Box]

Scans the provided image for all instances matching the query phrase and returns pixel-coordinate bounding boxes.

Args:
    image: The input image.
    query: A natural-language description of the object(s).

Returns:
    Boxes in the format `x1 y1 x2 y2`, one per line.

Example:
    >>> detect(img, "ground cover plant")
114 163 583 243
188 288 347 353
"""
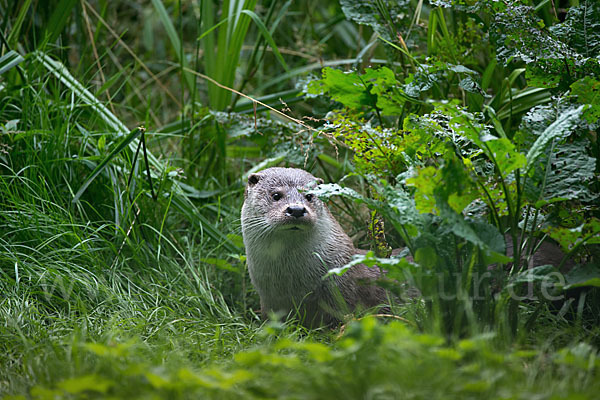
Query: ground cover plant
1 0 599 398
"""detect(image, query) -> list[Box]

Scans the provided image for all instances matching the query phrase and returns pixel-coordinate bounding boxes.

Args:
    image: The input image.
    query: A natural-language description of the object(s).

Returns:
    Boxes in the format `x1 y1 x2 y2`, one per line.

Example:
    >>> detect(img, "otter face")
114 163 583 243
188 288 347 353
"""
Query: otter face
242 167 325 235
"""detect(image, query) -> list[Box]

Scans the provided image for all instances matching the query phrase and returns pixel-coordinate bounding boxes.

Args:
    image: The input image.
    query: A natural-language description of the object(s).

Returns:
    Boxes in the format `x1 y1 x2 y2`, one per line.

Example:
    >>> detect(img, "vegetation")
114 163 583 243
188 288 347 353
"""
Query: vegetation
1 0 599 398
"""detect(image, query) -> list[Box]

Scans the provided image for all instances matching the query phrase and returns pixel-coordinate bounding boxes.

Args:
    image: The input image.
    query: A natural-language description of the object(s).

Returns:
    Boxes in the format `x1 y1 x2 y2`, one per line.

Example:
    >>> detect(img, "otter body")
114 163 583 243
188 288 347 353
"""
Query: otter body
241 167 385 326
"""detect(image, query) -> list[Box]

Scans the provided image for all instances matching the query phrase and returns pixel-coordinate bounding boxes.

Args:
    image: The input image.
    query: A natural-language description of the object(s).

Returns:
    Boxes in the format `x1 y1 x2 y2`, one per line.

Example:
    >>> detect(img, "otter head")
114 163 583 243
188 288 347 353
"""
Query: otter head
242 167 325 237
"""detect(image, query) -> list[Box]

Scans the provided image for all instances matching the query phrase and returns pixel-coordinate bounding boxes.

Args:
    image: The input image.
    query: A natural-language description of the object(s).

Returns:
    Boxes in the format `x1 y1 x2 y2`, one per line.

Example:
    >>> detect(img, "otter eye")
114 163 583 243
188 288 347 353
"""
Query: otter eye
272 192 282 201
305 193 314 202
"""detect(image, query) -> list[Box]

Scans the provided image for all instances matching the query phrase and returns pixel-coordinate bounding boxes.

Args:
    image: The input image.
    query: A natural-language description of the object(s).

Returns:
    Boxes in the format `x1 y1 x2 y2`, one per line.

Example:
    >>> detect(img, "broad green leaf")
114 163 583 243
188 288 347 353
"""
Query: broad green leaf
289 342 334 362
545 219 600 251
459 76 485 95
308 67 408 115
84 342 132 358
363 67 406 115
563 264 600 289
404 64 442 98
571 76 600 123
406 166 439 214
437 201 510 262
339 0 411 42
380 184 421 232
525 105 584 174
525 141 596 205
551 0 600 58
486 138 526 176
145 372 172 389
470 219 506 257
362 67 398 96
414 247 437 269
308 68 377 110
309 183 364 202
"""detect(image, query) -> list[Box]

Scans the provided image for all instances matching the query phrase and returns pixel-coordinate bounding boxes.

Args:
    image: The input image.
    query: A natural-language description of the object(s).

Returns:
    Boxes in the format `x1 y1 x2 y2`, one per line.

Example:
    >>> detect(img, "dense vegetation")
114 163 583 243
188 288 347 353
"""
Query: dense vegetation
1 0 599 398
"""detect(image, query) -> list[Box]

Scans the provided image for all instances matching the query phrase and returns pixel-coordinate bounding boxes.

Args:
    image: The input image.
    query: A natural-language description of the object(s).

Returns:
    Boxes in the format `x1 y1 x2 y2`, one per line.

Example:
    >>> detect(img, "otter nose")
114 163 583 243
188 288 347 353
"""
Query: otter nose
285 205 307 218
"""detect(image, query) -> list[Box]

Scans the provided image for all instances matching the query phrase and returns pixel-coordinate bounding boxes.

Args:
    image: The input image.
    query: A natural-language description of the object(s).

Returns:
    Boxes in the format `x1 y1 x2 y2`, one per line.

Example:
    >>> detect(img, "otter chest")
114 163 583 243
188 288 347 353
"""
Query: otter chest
247 239 331 309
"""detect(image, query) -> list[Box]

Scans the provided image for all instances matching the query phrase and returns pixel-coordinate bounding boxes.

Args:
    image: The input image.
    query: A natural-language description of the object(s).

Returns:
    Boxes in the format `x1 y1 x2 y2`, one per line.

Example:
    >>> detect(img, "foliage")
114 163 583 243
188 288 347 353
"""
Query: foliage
304 0 600 338
492 1 600 90
1 0 600 398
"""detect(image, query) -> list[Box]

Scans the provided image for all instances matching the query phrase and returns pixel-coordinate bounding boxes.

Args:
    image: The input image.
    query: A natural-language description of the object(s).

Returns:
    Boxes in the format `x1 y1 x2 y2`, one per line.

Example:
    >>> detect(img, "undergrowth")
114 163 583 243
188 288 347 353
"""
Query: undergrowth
1 0 599 398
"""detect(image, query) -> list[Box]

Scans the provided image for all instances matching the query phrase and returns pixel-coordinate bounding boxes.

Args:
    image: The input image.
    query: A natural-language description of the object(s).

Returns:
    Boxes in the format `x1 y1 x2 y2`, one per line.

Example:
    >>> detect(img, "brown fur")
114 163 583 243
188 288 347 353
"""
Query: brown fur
241 167 386 327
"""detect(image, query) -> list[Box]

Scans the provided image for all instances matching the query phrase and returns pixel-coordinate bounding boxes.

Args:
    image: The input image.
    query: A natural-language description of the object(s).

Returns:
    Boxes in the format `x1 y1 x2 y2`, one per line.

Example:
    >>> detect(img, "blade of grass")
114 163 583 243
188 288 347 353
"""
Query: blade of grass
72 127 143 204
6 0 33 48
239 10 288 71
39 0 78 47
36 51 128 134
36 52 239 252
150 0 195 93
0 50 24 75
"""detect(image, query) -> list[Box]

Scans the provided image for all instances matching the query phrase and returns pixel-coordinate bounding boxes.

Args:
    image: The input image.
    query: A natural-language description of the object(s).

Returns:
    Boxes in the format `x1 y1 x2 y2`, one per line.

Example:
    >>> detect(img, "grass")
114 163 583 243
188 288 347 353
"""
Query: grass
1 0 600 398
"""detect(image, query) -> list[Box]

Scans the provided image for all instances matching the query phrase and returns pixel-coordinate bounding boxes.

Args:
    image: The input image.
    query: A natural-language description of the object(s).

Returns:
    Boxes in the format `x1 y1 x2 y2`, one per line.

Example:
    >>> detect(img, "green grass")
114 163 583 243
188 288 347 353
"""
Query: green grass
1 0 600 398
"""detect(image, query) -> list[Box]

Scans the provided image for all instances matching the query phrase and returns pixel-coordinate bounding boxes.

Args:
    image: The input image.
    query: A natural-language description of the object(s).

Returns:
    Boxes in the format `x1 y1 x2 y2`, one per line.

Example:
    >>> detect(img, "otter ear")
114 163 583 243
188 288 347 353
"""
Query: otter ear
248 173 260 186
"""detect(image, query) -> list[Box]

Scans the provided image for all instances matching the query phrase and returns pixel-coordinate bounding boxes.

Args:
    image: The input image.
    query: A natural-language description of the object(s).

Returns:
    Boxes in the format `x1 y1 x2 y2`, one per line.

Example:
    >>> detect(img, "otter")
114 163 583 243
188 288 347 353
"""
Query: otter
241 167 387 327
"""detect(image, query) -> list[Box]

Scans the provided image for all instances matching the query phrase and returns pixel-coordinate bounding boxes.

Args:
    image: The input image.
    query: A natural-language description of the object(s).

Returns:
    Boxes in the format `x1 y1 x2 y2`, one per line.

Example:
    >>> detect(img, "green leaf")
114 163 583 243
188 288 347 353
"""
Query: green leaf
309 66 407 115
554 343 600 371
406 166 439 214
571 76 600 123
84 342 132 358
437 201 509 262
0 50 24 76
505 265 561 288
486 138 526 176
308 68 376 110
150 0 195 93
525 141 597 205
525 105 584 174
289 342 333 362
414 247 437 269
327 250 412 276
563 264 600 289
240 10 289 71
545 218 600 251
551 0 600 59
57 374 113 394
145 372 172 389
308 183 364 202
492 3 600 90
380 183 421 232
41 0 78 47
6 0 33 48
339 0 411 42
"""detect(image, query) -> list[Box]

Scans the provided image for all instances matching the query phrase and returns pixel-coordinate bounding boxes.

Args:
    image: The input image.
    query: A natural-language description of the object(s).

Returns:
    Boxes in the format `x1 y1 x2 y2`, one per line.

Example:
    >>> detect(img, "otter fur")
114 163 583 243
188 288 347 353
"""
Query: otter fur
241 167 386 327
